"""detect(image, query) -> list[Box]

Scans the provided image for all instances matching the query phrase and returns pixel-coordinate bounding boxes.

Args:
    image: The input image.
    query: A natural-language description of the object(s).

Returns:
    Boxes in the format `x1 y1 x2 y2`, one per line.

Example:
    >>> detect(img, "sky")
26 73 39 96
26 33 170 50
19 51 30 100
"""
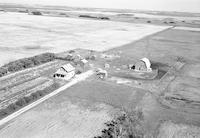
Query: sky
0 0 200 13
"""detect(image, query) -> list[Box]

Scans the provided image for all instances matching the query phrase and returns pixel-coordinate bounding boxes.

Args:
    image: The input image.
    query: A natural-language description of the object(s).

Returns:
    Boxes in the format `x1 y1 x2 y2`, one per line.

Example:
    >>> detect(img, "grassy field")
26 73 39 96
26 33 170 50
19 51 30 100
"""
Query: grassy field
0 82 121 138
106 27 200 137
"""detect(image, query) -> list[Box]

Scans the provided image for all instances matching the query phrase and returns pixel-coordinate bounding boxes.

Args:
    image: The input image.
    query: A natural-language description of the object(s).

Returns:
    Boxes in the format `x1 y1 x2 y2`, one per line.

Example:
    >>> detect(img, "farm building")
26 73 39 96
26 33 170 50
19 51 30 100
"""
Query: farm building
74 54 82 61
64 53 74 61
53 64 75 80
77 59 89 68
134 58 152 72
96 68 108 79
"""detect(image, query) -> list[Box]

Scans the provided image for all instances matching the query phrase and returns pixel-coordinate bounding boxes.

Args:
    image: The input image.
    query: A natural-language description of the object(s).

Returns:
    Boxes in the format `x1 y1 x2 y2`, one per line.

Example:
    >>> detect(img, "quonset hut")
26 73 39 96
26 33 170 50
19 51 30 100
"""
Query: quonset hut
134 58 152 72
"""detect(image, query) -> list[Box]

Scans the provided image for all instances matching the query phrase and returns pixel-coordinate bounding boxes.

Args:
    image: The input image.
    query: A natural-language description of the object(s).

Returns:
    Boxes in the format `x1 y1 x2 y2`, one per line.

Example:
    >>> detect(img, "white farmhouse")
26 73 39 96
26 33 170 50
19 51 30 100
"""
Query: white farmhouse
53 64 75 80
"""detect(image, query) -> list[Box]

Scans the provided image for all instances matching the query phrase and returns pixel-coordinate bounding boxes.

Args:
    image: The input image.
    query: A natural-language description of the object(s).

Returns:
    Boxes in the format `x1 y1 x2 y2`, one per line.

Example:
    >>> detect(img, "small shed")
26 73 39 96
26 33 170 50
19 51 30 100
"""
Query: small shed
96 68 108 79
78 59 88 68
135 58 152 72
104 63 110 69
53 64 75 80
65 54 74 61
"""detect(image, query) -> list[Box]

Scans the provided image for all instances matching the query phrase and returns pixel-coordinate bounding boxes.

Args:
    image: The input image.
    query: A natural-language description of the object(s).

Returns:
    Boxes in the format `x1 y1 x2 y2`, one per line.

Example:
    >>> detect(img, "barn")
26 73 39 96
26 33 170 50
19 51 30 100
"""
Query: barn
135 58 152 72
53 64 75 80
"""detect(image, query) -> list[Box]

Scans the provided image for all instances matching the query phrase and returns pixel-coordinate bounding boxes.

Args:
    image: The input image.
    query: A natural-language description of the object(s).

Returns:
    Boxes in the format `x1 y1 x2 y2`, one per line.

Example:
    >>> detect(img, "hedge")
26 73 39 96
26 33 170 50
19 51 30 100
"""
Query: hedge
79 15 98 19
31 11 42 15
0 83 60 119
0 53 55 77
79 15 110 20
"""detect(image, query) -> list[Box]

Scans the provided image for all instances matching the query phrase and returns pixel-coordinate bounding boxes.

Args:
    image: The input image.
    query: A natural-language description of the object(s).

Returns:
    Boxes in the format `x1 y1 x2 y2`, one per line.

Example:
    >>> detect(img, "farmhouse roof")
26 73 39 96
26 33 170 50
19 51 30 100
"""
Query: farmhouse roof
55 69 68 75
61 64 75 72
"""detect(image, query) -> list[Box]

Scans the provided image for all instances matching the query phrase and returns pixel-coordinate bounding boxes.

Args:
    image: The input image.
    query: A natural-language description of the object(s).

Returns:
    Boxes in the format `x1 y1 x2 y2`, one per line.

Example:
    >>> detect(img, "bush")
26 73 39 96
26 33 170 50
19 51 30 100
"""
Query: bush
0 110 8 117
0 68 8 77
85 55 96 61
38 91 45 97
7 103 19 111
95 109 145 138
18 10 28 13
79 15 110 20
20 58 34 68
79 15 98 19
98 17 110 20
59 13 66 16
66 56 74 61
16 98 26 107
24 96 32 103
31 92 40 100
0 82 60 119
32 11 42 15
69 50 75 53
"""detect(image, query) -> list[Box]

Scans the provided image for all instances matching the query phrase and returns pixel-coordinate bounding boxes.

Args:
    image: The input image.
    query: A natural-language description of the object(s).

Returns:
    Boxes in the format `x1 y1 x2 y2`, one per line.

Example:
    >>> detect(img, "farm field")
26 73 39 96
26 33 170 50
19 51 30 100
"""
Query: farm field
0 96 116 138
0 78 146 138
61 10 200 22
106 27 200 137
0 12 169 66
0 60 67 110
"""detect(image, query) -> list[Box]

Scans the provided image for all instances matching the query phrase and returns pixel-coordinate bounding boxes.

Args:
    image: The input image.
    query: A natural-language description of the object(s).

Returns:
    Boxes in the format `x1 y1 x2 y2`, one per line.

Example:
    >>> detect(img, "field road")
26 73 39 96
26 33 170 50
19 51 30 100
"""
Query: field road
0 70 94 126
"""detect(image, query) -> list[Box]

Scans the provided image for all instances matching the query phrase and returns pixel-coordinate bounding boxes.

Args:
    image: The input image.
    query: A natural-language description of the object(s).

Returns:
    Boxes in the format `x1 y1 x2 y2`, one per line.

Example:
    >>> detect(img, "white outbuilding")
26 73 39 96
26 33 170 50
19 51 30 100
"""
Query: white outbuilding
134 58 152 72
76 58 89 69
96 68 108 79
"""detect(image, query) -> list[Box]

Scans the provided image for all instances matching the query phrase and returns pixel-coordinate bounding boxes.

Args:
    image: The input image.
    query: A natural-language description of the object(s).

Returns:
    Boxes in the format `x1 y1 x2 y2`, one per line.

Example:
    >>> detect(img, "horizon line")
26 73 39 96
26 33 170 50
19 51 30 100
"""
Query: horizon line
0 2 200 14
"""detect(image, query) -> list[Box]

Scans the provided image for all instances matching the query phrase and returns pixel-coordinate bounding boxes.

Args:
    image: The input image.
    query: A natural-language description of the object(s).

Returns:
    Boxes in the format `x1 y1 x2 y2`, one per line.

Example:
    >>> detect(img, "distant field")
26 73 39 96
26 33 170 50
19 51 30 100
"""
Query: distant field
63 10 200 21
0 12 169 66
